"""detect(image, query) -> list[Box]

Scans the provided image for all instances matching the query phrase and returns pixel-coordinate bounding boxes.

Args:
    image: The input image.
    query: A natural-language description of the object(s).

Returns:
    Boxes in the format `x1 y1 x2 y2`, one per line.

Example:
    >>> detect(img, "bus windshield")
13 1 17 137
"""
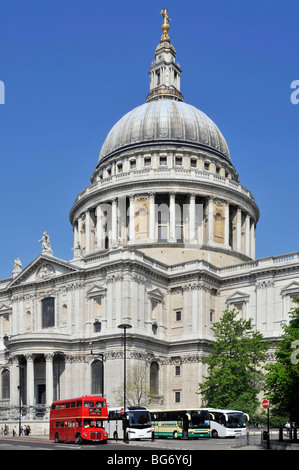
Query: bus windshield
83 419 104 428
127 409 151 429
225 413 246 428
189 410 210 429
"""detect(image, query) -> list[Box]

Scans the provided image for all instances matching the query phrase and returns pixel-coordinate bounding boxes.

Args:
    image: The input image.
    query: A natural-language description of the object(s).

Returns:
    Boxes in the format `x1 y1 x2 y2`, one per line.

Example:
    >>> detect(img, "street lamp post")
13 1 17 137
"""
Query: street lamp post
54 351 64 401
118 323 132 443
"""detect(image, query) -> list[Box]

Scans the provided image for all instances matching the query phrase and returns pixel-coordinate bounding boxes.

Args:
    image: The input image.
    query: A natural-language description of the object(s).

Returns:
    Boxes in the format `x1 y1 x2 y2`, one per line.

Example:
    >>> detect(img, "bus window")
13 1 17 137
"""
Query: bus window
76 401 82 407
95 401 105 407
84 401 94 407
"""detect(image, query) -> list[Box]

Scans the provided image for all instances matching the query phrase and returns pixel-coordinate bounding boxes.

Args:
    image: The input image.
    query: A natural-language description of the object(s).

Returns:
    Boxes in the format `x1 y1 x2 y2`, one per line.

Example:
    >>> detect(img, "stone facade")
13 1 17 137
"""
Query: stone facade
0 12 298 433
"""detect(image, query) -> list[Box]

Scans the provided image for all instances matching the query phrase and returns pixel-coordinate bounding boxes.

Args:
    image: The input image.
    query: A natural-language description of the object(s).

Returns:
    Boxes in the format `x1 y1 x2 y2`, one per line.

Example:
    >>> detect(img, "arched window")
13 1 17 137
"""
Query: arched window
1 369 10 399
150 361 159 395
91 360 104 395
41 297 55 328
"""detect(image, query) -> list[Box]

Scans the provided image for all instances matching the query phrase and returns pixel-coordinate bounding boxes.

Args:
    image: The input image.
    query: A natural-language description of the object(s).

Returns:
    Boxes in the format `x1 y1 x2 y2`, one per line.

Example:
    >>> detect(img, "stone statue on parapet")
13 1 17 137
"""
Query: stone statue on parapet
39 231 53 256
12 258 22 278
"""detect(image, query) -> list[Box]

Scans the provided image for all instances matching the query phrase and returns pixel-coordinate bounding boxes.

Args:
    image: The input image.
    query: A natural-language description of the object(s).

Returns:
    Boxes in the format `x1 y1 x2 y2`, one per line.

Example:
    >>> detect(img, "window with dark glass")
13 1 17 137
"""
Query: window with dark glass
91 360 103 395
42 297 55 328
1 369 10 399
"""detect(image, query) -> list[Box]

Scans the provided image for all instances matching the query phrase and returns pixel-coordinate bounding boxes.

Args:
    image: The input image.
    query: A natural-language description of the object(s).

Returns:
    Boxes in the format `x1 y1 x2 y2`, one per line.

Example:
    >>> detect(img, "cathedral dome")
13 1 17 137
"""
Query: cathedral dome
98 100 230 163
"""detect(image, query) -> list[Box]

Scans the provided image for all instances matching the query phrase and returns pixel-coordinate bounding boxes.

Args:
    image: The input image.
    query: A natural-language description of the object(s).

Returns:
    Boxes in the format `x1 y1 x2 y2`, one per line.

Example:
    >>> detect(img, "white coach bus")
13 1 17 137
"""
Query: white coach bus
208 409 249 438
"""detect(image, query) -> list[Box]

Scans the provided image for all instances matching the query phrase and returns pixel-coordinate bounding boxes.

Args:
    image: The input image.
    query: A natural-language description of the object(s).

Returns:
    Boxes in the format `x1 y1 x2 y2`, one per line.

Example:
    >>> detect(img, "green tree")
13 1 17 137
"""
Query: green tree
198 308 268 414
112 363 152 406
264 298 299 422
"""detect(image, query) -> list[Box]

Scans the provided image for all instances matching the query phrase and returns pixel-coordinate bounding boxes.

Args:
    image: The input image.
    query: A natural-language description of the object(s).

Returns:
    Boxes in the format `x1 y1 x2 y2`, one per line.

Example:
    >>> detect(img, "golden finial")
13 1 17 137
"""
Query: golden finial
160 8 171 41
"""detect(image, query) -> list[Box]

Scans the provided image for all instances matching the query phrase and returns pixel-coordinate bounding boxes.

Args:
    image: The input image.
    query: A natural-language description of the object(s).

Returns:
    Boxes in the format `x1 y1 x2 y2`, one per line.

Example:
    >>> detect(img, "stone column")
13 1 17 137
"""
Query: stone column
129 195 135 242
245 214 251 256
224 203 230 246
169 192 176 242
96 204 105 250
250 220 255 259
77 216 83 251
208 198 214 244
85 210 91 254
9 356 20 407
26 354 35 407
45 353 54 406
236 208 242 251
149 192 156 242
189 194 196 243
73 222 78 253
111 198 118 246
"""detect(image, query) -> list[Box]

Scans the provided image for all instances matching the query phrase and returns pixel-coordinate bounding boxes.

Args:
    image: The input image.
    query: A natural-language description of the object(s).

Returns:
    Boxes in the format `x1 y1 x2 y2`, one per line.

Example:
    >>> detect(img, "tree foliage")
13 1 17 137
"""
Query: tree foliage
198 308 268 414
112 363 152 406
264 298 299 422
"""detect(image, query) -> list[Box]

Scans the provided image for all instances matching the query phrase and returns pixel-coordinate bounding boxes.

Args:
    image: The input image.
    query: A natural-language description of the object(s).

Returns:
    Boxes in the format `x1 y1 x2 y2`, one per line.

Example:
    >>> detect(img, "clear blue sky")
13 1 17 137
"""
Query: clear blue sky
1 0 299 279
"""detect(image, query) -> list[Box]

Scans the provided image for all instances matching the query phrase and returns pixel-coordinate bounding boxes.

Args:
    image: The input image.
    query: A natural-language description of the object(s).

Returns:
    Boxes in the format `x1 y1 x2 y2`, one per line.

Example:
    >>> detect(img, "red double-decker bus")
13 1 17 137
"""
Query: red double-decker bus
49 395 109 444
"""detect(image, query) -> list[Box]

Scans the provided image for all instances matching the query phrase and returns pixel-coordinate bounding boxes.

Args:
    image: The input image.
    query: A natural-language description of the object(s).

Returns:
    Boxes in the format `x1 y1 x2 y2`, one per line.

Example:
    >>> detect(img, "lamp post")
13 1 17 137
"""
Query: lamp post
54 351 64 401
89 342 104 396
118 323 132 443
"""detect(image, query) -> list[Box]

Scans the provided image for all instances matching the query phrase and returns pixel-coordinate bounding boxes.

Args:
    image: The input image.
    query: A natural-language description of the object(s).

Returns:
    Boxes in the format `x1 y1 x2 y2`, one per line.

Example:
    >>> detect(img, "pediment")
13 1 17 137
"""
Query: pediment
148 287 164 301
226 290 250 304
8 255 81 287
0 303 12 315
86 284 107 298
281 281 299 296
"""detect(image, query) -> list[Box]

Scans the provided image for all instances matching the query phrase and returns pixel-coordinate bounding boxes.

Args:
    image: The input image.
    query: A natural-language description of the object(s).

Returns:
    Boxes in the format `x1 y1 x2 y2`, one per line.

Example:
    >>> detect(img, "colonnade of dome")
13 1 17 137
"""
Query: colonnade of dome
70 144 258 268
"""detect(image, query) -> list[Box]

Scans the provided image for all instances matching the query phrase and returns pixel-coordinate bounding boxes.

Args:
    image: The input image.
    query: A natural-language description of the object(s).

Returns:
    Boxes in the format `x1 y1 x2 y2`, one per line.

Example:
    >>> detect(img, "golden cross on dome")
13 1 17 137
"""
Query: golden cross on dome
160 8 171 41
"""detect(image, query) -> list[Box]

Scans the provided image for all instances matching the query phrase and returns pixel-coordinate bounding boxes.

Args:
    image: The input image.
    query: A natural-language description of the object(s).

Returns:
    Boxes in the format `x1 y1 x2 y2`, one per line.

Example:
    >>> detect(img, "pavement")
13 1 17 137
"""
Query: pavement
2 432 299 450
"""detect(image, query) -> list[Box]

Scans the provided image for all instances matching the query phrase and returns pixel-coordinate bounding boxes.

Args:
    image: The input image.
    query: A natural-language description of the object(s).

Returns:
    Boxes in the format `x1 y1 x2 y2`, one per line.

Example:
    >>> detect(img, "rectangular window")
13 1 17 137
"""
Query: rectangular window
175 310 182 321
175 366 181 376
175 156 182 166
41 297 55 328
144 157 151 167
175 391 180 403
159 156 167 166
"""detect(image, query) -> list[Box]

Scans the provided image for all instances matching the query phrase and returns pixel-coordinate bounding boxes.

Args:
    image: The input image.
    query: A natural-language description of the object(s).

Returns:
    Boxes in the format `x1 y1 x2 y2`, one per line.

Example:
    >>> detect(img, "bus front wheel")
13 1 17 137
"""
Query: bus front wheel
211 430 218 438
75 433 83 444
173 431 178 439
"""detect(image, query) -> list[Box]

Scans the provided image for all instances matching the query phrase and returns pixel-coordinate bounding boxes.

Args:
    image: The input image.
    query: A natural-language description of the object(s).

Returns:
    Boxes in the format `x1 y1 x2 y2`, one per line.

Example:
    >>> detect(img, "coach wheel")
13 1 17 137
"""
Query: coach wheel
173 430 178 439
75 433 83 444
54 433 60 443
211 430 218 438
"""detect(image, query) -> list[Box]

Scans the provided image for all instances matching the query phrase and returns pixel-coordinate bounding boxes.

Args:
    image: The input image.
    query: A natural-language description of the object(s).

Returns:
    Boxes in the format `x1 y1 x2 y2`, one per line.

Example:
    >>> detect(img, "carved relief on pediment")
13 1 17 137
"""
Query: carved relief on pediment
36 264 56 280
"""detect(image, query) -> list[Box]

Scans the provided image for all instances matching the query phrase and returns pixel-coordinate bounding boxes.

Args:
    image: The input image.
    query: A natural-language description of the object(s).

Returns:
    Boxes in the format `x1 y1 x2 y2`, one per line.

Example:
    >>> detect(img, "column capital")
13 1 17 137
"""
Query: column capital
45 353 54 362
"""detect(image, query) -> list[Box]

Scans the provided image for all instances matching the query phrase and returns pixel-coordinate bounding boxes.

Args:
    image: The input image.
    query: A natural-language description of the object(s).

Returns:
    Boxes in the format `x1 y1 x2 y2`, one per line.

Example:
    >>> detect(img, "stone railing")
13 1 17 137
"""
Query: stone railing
73 167 256 206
